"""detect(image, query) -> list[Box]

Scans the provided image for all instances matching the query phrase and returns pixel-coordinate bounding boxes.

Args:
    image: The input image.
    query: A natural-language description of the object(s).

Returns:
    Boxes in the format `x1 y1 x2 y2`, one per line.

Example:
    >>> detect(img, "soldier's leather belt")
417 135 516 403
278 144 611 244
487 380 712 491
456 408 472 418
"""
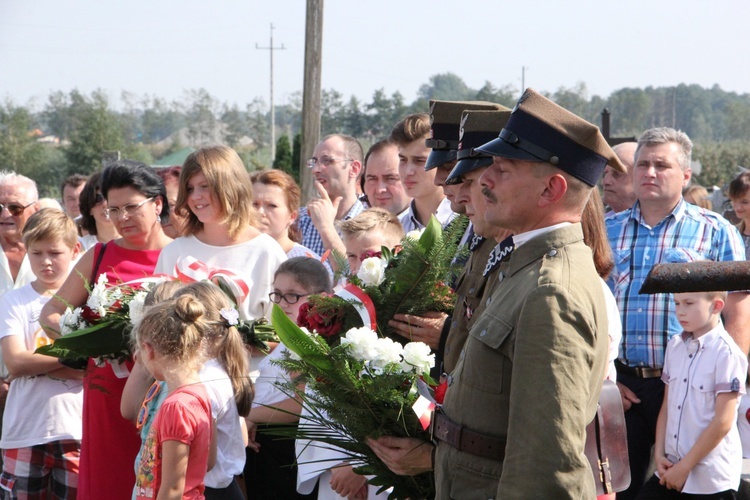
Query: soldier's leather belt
432 411 506 461
615 360 662 379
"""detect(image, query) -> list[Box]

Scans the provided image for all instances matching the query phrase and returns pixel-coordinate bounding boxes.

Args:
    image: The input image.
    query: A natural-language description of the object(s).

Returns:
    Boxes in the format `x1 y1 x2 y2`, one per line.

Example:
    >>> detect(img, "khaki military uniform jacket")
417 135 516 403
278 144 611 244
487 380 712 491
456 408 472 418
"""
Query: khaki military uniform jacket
436 223 608 500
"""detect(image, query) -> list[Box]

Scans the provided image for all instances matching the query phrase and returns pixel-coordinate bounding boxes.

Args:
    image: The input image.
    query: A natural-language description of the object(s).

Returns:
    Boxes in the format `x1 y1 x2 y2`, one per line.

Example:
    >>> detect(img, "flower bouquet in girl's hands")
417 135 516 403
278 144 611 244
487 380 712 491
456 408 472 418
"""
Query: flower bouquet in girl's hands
35 274 153 364
271 305 437 500
298 215 467 345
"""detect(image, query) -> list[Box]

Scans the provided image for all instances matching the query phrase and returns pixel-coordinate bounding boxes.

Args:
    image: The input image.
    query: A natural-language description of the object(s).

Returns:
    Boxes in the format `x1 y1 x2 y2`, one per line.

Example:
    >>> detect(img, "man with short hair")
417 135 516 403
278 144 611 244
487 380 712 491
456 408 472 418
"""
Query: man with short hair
369 89 623 498
606 127 749 499
60 174 87 219
389 114 454 232
602 142 637 213
299 134 366 258
362 140 411 216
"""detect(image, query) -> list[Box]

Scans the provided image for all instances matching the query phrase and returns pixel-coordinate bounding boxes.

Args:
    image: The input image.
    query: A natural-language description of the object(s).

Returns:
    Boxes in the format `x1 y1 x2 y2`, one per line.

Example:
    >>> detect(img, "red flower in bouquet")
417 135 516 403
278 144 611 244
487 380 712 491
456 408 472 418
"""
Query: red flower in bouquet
297 300 343 339
79 306 101 323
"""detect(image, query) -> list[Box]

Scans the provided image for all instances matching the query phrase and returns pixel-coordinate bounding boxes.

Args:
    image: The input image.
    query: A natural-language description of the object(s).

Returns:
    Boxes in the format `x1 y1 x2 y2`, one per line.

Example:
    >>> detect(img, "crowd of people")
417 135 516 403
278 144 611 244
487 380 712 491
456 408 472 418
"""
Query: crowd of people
0 87 748 499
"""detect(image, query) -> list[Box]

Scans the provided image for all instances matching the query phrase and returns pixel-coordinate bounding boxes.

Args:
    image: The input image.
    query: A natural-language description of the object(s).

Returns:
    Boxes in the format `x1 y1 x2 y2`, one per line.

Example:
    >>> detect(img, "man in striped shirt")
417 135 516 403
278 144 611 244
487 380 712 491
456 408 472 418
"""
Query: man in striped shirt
606 126 750 499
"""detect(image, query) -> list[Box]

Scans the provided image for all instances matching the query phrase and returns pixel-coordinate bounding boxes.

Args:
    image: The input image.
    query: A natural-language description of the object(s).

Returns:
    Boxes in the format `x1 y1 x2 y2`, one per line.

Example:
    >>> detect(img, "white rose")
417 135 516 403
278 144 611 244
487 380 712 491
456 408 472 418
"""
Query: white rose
401 341 435 375
59 307 82 335
341 326 379 361
128 291 149 326
369 337 404 373
356 257 387 287
87 273 115 313
404 229 424 242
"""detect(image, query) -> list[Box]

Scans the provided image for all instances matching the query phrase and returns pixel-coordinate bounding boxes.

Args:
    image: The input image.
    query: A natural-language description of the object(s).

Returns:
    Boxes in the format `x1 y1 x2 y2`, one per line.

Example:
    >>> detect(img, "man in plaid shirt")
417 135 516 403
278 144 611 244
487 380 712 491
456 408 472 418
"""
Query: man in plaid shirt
606 127 750 499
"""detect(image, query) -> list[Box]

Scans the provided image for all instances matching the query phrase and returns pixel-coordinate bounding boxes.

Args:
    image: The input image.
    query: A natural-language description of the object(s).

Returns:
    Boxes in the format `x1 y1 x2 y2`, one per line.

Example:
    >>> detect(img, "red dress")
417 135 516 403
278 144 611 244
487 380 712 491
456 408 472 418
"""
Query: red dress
78 242 162 500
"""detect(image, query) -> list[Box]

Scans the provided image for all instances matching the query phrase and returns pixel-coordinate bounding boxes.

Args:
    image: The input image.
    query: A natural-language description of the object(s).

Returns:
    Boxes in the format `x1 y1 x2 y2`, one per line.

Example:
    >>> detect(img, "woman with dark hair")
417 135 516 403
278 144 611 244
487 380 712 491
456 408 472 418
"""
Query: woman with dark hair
41 159 171 500
78 171 120 249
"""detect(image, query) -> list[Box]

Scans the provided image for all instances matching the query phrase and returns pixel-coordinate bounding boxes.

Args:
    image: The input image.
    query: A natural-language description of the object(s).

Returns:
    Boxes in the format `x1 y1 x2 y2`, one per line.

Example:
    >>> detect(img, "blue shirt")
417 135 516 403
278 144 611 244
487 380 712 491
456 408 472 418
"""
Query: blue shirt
606 199 745 369
297 198 366 256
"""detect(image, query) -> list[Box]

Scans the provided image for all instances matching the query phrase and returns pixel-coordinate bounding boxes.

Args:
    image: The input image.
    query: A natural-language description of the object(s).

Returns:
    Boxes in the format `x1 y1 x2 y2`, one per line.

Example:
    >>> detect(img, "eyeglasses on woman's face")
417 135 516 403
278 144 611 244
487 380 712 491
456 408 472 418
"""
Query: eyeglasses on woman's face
105 197 155 219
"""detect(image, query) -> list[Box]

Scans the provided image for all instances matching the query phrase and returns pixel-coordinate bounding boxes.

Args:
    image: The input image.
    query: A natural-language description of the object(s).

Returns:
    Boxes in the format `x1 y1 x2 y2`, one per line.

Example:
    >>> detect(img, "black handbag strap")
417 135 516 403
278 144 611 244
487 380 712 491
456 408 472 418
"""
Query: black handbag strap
90 242 108 284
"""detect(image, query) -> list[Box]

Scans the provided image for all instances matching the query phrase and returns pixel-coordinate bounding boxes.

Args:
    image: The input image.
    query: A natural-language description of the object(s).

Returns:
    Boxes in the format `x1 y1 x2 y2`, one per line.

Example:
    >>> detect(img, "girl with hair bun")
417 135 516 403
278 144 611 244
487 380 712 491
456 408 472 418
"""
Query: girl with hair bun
133 295 216 500
173 281 253 500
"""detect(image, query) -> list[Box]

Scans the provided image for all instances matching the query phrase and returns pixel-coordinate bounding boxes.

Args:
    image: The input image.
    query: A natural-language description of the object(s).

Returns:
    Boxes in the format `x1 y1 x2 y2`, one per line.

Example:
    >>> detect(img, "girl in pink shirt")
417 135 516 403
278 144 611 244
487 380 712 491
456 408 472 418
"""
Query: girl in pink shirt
134 295 216 500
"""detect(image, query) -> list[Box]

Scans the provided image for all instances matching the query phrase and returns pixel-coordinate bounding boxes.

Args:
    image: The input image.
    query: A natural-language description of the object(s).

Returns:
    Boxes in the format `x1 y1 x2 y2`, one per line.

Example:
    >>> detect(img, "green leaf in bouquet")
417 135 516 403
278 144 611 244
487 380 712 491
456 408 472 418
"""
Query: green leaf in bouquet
416 214 443 253
271 304 334 372
35 320 130 360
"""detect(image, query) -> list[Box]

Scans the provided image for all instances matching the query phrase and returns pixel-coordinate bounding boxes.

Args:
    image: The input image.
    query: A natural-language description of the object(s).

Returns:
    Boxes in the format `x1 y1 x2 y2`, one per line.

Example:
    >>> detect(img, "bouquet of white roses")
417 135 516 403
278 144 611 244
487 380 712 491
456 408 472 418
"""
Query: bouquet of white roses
271 305 436 500
36 274 154 364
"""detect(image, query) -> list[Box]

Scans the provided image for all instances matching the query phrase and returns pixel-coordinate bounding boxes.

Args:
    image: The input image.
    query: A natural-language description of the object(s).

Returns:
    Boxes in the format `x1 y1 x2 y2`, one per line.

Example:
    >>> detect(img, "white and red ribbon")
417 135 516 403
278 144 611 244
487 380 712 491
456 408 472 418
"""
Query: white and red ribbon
334 283 377 329
173 256 250 304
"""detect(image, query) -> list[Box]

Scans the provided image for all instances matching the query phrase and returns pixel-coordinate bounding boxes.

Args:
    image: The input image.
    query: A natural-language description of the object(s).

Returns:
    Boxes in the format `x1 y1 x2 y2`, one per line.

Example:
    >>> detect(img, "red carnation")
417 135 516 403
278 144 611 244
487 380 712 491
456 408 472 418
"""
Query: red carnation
80 306 101 323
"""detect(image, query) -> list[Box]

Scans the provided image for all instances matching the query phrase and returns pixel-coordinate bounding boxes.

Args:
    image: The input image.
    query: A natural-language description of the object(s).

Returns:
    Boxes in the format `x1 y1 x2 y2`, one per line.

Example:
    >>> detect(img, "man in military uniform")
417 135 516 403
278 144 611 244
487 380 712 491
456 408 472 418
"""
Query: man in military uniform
370 89 625 498
440 108 512 374
388 100 503 362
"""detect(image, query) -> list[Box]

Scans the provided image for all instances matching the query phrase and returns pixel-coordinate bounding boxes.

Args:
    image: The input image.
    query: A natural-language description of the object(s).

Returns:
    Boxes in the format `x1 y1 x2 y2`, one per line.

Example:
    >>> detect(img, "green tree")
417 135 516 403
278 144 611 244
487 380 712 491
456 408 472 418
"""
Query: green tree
63 90 126 175
365 89 409 139
418 73 474 101
475 82 517 108
183 89 220 146
292 132 302 181
0 101 45 177
273 134 294 180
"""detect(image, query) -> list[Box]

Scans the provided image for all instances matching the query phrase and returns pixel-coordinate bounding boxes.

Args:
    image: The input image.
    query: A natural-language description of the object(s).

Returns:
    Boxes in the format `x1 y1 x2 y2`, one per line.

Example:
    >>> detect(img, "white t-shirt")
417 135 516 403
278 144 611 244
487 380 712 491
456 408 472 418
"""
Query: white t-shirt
200 359 245 488
0 284 84 448
155 233 287 321
253 344 292 407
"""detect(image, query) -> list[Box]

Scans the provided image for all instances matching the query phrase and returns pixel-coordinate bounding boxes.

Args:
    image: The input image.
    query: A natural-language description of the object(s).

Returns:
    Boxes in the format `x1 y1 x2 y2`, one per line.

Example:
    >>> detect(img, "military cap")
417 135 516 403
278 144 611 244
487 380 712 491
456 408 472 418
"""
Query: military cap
445 109 512 185
475 88 626 186
425 100 507 171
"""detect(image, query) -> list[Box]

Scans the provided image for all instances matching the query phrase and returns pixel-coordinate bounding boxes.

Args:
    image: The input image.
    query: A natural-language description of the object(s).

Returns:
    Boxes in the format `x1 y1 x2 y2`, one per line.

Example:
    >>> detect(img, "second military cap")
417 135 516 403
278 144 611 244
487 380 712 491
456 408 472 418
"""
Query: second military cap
425 100 507 171
445 109 512 185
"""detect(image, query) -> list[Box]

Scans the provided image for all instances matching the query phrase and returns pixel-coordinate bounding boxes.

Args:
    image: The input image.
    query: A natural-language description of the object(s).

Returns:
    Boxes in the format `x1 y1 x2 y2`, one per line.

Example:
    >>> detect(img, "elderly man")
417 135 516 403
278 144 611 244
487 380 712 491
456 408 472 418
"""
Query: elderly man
0 171 39 435
370 89 624 498
0 172 39 295
601 142 637 213
606 127 748 499
298 134 366 258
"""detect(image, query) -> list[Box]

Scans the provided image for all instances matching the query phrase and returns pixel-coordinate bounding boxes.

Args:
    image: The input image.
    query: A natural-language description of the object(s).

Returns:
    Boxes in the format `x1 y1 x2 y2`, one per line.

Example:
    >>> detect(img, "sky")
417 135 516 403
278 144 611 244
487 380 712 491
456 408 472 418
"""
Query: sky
2 0 750 111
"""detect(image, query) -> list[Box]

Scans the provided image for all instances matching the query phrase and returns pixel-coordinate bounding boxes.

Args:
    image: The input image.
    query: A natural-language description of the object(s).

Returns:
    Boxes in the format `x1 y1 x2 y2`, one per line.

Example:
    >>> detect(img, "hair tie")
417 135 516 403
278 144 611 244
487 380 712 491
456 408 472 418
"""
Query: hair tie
220 307 239 326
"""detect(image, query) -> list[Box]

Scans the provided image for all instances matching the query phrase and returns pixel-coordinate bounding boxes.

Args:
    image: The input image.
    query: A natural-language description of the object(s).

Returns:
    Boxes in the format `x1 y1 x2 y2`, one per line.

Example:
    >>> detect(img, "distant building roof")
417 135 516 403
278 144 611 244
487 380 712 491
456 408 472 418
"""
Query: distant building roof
153 147 194 168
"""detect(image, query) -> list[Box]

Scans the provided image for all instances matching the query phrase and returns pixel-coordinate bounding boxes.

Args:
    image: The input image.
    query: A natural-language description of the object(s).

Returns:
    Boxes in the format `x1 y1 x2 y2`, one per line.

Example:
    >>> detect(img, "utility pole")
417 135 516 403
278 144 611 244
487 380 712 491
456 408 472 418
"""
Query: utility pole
521 66 527 92
301 0 323 203
256 24 285 163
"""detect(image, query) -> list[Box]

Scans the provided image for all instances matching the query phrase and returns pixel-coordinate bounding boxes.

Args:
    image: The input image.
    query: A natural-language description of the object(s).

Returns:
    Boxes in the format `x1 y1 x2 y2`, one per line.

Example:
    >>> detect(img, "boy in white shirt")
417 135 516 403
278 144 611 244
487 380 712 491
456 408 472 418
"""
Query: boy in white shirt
640 290 747 498
0 208 83 498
